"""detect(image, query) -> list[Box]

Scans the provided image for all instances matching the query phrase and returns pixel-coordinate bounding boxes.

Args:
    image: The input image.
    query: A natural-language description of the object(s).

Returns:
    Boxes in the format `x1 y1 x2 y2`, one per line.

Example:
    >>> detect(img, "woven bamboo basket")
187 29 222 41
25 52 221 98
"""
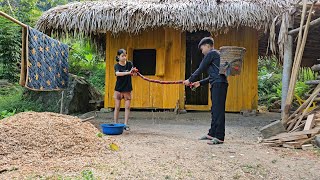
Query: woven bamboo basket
219 46 246 76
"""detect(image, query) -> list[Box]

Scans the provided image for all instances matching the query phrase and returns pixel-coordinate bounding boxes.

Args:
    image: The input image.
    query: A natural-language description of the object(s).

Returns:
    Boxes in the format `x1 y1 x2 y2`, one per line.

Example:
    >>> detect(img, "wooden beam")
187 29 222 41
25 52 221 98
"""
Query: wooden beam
289 17 320 35
283 142 302 149
0 11 27 28
305 80 320 85
298 2 320 7
281 15 294 117
304 114 315 130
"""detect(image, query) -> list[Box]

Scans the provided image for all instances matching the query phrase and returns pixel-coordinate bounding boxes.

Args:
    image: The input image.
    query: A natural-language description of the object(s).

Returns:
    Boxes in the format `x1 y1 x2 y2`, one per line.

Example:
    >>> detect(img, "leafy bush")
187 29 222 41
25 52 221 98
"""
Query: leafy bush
0 109 16 119
0 84 55 113
0 18 21 82
258 56 316 107
65 39 105 93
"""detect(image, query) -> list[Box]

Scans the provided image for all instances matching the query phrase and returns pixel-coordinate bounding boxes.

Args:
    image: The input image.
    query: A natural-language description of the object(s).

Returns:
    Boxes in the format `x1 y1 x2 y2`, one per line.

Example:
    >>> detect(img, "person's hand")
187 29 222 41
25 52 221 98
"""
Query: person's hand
183 80 190 86
129 67 138 75
193 81 200 88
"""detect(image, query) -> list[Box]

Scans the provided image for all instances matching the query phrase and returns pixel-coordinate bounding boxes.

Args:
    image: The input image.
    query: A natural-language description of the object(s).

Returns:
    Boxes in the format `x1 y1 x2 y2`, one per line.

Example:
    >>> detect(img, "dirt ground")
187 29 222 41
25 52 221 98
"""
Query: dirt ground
2 111 320 180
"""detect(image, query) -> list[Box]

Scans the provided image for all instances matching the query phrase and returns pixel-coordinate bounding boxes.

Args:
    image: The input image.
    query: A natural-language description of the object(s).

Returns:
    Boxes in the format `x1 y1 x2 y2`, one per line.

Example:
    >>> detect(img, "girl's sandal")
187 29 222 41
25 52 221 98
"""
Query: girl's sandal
124 125 130 131
207 138 224 145
198 135 214 140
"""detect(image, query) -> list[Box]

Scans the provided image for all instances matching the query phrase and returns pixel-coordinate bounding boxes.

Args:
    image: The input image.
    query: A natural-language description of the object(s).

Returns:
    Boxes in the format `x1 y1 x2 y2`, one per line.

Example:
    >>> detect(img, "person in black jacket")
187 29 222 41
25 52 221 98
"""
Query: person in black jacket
114 49 136 130
183 37 228 145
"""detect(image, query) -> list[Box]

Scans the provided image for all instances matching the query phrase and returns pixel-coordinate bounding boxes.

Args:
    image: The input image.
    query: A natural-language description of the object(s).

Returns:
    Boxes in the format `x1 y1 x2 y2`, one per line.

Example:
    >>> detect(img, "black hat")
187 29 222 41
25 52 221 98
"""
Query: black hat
198 37 214 49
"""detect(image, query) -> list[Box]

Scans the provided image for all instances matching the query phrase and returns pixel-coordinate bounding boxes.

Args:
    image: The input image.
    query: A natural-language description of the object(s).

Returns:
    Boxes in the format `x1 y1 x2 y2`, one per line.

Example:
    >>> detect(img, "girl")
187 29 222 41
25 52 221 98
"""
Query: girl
114 49 136 130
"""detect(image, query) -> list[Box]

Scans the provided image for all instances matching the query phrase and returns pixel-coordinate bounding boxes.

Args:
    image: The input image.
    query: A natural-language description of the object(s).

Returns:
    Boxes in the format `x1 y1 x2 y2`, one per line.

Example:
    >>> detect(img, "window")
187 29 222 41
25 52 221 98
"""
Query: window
133 49 156 75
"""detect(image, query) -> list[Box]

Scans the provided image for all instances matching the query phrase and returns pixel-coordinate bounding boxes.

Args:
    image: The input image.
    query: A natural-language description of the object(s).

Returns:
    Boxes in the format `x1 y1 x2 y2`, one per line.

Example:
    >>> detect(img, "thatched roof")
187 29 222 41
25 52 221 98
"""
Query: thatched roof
36 0 296 35
260 4 320 67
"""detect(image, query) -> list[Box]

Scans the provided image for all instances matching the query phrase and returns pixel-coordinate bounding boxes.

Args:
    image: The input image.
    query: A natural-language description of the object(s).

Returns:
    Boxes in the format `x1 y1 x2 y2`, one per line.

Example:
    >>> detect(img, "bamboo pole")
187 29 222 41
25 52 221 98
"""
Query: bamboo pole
294 0 308 65
0 11 27 28
282 0 312 123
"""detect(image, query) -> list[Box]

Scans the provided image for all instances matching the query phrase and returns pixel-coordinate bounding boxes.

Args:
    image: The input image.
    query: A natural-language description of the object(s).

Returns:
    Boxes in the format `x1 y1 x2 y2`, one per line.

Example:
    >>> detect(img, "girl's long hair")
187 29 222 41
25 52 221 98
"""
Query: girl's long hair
115 49 126 62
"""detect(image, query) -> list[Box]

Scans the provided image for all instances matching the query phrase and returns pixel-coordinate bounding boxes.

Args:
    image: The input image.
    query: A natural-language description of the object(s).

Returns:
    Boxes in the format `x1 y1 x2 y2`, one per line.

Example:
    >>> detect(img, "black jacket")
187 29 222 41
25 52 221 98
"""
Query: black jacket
188 49 228 86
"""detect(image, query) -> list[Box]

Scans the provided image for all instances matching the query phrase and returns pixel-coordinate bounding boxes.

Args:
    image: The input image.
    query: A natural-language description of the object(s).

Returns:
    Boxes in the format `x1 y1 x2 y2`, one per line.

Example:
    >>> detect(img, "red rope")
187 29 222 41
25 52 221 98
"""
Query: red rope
131 68 194 89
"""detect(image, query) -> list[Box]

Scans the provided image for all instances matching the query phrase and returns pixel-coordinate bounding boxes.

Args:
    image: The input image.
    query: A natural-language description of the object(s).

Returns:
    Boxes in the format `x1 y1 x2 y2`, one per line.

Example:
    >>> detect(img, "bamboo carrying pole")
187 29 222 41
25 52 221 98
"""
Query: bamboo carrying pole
282 1 314 124
0 11 27 28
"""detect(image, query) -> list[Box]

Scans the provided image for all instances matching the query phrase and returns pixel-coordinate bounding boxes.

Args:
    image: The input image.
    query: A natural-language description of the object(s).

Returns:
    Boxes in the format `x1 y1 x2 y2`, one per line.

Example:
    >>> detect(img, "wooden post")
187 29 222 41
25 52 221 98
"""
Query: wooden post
281 15 294 118
282 0 309 123
60 91 64 114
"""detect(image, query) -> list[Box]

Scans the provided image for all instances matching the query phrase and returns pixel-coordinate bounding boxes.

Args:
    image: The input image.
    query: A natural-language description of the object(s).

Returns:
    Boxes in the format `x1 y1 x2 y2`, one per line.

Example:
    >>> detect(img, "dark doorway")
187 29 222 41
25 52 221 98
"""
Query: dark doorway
185 31 210 105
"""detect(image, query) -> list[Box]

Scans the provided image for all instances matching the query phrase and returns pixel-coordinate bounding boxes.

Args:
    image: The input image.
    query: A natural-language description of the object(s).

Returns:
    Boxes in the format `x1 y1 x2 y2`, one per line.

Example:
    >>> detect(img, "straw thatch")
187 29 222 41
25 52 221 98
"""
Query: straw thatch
261 3 320 66
36 0 296 35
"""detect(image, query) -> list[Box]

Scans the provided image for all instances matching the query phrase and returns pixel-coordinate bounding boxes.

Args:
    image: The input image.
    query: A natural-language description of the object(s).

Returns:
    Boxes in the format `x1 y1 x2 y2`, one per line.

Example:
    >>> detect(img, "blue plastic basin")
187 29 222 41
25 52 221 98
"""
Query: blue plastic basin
100 123 125 135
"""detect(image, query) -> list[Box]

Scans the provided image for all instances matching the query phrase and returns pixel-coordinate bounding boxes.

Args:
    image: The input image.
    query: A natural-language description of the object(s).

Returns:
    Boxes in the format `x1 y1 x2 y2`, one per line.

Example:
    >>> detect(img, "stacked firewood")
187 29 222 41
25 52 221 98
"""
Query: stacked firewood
261 61 320 149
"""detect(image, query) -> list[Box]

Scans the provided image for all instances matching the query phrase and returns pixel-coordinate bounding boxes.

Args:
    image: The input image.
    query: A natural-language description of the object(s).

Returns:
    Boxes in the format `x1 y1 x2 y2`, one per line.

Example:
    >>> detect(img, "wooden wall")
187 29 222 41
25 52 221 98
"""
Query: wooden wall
214 27 259 112
104 28 185 109
104 27 258 112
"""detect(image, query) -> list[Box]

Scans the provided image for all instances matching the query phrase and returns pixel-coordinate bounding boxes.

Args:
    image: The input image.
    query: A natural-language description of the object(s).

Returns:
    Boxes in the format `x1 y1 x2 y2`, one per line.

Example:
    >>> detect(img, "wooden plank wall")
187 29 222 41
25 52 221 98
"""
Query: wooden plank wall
105 27 258 112
104 28 184 109
213 27 259 112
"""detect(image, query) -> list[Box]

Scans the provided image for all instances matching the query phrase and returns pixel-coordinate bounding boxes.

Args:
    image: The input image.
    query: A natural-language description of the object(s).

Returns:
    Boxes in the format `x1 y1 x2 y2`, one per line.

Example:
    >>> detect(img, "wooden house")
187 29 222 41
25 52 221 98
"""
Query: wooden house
36 0 296 112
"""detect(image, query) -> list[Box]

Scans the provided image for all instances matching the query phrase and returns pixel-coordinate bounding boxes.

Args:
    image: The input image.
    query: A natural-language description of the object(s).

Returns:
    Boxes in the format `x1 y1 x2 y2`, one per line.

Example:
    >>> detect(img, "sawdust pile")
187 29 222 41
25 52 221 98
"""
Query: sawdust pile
0 112 107 169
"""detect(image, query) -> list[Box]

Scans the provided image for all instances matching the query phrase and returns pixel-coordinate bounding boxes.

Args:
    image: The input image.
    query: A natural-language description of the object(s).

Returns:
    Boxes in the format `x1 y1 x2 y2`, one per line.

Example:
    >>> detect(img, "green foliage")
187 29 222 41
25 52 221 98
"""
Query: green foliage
258 56 316 107
0 18 21 82
0 84 56 114
64 38 105 93
258 56 282 105
81 170 96 180
0 109 16 119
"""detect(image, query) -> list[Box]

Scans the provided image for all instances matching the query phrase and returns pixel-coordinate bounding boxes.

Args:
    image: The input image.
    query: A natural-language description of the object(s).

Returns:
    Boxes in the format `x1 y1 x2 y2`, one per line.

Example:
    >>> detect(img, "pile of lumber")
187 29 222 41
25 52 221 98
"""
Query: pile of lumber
284 83 320 133
262 67 320 148
262 123 320 149
262 85 320 148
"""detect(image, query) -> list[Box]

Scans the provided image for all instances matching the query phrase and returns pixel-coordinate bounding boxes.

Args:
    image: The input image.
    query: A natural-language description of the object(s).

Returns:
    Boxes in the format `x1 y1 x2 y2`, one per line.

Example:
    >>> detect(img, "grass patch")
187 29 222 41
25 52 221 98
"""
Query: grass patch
0 84 55 118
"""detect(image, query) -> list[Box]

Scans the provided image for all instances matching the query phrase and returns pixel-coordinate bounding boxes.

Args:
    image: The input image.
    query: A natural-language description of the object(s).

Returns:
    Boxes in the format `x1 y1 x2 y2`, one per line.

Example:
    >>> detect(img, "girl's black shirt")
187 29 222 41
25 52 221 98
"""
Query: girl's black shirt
114 61 133 92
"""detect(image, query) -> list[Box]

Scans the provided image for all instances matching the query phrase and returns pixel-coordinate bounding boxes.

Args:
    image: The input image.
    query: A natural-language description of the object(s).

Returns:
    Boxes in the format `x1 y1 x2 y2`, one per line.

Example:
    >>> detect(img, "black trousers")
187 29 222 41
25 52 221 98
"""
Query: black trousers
208 82 228 141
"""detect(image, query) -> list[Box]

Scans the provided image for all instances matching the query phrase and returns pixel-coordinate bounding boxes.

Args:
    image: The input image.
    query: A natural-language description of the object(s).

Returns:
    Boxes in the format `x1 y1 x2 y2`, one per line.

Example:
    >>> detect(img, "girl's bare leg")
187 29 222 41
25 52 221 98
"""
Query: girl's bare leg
114 99 121 123
124 99 131 125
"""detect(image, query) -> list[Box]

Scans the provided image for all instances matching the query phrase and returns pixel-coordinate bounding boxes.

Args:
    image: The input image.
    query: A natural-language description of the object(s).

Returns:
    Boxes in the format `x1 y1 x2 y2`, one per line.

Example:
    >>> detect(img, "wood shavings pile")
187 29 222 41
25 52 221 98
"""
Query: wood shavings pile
0 112 108 171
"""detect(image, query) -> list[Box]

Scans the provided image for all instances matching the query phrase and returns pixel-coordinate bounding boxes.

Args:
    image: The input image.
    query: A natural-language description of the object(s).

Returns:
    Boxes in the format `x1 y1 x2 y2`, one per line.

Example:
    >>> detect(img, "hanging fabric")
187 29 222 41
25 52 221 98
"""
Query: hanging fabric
19 26 69 91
